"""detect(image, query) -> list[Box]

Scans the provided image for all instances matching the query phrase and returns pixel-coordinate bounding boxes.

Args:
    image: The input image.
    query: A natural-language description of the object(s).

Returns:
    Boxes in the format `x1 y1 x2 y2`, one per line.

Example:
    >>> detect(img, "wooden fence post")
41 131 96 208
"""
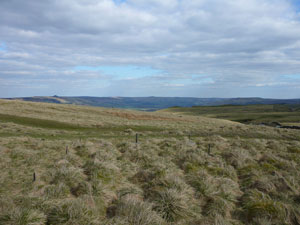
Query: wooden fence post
33 172 36 182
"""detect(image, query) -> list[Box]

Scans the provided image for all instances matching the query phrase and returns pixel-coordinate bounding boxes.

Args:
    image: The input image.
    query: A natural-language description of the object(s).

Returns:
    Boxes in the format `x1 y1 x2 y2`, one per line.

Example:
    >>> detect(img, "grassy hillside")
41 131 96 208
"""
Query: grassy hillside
0 100 300 225
161 104 300 125
6 96 300 111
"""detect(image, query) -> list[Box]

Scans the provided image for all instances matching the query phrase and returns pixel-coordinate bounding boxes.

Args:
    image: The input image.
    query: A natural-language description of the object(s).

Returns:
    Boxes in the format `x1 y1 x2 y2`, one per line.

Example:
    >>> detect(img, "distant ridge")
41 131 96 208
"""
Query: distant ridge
4 96 300 111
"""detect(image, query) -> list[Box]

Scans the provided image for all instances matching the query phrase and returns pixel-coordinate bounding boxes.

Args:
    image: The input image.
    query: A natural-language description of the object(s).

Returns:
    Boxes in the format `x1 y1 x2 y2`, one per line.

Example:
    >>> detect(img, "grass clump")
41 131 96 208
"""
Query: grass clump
43 183 70 199
186 170 215 196
203 192 236 218
0 208 46 225
45 198 97 225
47 162 86 190
241 190 286 223
108 194 165 225
83 158 119 184
0 196 46 225
152 188 190 222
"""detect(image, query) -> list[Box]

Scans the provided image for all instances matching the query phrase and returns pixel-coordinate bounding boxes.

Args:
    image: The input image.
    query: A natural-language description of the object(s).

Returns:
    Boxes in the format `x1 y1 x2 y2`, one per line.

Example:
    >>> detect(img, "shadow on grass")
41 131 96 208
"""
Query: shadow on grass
0 113 163 133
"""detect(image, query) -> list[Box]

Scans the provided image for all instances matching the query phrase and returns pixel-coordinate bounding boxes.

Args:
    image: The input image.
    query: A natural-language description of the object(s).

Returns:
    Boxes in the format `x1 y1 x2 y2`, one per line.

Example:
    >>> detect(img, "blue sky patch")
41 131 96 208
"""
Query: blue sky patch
282 74 300 80
113 0 126 5
0 42 7 51
291 0 300 12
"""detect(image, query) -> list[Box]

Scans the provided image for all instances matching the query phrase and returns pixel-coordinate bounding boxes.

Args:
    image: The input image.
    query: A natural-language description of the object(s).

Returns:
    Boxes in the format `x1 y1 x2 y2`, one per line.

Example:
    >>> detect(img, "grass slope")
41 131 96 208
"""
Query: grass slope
161 104 300 125
0 100 300 225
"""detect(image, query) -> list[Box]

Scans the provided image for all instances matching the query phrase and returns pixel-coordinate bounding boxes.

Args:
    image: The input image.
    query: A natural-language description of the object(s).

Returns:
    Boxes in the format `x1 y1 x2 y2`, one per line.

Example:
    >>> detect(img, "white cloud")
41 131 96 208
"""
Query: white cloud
0 0 300 97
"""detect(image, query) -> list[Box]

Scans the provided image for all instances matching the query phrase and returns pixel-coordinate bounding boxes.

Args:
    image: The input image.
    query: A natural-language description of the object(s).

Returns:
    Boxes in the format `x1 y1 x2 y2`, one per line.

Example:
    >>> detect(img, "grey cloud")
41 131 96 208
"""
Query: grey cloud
0 0 300 97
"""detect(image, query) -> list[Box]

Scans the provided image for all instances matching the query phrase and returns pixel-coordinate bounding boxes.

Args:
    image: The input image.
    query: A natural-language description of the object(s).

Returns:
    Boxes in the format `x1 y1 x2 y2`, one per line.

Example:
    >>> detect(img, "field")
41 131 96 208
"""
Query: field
161 104 300 126
0 100 300 225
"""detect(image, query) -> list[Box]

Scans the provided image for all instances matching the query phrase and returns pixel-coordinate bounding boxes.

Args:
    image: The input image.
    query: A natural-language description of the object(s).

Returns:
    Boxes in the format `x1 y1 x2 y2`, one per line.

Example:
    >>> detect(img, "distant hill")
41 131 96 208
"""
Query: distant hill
4 96 300 111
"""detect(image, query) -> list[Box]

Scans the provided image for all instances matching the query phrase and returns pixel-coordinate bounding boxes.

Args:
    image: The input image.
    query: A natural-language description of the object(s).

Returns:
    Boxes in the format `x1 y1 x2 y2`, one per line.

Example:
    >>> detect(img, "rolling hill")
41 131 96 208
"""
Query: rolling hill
0 99 300 224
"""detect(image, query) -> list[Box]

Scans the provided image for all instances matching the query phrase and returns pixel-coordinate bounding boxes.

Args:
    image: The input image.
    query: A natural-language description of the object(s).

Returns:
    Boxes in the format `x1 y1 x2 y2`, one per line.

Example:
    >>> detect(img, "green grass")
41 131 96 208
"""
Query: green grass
0 113 163 133
161 104 300 124
0 113 86 130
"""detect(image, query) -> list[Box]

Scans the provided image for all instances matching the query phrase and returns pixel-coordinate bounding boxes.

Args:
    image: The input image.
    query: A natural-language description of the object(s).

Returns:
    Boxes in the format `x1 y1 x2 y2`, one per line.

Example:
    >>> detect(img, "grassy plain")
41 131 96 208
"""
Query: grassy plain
0 100 300 225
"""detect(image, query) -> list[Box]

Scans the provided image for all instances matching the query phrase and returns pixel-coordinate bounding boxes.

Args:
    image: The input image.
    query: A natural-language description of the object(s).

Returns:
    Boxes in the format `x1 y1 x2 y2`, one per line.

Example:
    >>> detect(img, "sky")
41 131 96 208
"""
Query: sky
0 0 300 98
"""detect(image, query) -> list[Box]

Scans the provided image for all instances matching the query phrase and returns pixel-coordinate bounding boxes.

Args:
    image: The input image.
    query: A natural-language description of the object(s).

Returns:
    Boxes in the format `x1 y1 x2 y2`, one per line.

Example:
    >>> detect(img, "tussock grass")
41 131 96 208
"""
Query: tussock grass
204 193 235 218
0 208 46 225
241 190 286 223
0 196 46 225
110 194 166 225
152 188 190 222
45 198 97 225
43 183 70 199
47 163 86 189
1 100 300 224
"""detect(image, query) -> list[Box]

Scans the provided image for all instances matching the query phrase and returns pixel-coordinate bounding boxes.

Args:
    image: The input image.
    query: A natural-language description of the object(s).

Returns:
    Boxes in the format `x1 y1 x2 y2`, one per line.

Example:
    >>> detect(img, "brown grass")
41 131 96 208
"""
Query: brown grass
0 100 300 225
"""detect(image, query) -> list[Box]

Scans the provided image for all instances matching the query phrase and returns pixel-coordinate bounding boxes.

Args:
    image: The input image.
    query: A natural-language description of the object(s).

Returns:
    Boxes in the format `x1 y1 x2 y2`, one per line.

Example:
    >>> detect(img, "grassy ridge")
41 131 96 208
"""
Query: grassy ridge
0 113 87 130
0 100 300 225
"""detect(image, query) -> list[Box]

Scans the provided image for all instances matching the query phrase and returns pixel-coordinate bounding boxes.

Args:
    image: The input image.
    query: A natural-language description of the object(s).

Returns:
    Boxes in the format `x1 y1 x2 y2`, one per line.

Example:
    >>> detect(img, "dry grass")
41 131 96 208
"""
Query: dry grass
0 100 300 224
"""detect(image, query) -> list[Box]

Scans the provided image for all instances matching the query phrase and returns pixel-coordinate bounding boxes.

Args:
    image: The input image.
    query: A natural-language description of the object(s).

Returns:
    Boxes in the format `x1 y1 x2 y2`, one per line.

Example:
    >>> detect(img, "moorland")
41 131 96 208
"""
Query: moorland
0 99 300 225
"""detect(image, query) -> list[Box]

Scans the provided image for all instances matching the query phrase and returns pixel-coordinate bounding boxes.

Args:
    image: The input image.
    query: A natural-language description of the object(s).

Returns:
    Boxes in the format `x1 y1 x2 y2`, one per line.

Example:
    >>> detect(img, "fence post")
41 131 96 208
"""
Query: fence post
66 146 68 155
208 144 211 155
136 133 138 144
33 172 36 182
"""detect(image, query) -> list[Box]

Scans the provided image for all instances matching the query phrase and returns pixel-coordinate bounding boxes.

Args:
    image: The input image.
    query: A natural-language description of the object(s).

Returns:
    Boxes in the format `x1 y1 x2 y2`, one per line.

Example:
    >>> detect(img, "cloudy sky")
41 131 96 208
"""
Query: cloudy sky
1 0 300 98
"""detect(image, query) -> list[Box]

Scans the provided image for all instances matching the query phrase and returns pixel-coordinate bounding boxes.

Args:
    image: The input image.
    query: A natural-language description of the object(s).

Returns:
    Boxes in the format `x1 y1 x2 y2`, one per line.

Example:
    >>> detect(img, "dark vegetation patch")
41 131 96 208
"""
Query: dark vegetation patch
162 104 300 125
0 113 163 133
